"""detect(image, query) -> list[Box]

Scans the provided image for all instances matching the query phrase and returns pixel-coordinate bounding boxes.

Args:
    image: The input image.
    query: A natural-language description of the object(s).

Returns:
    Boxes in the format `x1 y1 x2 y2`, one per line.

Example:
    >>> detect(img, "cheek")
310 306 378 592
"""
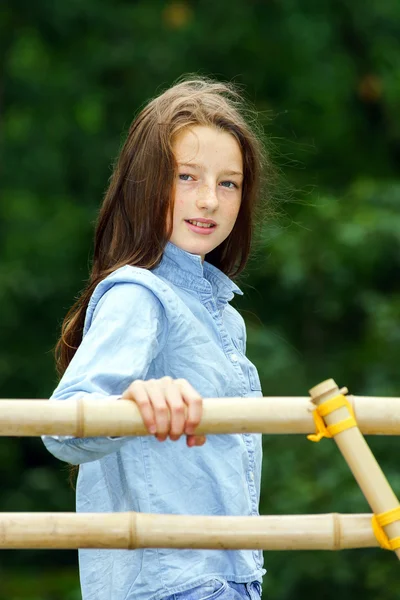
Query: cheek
172 196 187 219
225 202 241 224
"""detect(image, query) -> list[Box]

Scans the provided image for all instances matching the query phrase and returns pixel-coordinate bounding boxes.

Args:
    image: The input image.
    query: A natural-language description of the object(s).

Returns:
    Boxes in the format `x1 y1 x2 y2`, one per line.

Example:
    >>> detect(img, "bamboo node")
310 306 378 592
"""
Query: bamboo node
332 513 341 551
372 508 400 551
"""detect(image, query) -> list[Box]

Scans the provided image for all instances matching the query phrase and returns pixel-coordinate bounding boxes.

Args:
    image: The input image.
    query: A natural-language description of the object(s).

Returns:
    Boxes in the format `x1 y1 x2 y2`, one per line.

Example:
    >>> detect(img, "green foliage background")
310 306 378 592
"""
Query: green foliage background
1 0 400 597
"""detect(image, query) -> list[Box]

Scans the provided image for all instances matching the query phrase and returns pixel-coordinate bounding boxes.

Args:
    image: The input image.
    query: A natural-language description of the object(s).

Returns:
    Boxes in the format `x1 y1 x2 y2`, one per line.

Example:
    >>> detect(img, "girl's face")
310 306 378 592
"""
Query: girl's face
169 125 243 261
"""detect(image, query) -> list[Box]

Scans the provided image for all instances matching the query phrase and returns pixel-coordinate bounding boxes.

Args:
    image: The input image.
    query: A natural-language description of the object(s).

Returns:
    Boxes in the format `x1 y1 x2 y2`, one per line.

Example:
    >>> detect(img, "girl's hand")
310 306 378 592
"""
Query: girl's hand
120 376 206 447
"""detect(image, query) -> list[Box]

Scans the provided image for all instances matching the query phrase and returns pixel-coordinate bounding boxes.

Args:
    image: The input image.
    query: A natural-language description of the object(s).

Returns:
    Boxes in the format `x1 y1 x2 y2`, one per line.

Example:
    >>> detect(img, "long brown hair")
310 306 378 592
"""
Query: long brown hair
55 75 274 487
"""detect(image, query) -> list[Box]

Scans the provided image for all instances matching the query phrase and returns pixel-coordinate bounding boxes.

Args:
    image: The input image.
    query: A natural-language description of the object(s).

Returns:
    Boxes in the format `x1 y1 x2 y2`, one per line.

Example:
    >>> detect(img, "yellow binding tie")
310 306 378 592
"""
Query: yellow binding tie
372 507 400 551
307 394 357 443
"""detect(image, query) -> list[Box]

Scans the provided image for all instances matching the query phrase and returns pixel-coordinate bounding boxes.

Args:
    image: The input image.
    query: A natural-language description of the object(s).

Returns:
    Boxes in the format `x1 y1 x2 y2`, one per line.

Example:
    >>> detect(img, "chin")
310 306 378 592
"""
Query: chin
170 237 212 256
192 242 218 255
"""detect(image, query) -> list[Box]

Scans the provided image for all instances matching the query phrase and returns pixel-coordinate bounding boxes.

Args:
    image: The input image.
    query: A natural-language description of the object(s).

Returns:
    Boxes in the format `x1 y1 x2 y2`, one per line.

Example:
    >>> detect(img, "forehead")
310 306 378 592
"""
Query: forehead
172 125 242 169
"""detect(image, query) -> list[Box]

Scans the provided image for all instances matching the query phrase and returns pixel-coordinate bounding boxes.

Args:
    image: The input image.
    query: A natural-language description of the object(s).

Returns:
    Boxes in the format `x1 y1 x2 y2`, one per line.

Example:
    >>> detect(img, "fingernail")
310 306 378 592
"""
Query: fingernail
149 425 157 434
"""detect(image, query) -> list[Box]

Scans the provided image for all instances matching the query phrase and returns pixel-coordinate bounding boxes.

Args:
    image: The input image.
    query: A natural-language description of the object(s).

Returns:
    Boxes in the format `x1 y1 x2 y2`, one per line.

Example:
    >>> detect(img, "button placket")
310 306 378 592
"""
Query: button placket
243 434 259 514
201 286 261 571
246 437 262 569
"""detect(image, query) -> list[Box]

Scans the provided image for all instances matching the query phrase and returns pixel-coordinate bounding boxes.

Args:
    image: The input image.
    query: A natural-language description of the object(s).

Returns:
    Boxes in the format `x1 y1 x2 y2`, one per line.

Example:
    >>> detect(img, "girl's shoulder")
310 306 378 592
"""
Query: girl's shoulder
83 265 179 335
92 264 179 302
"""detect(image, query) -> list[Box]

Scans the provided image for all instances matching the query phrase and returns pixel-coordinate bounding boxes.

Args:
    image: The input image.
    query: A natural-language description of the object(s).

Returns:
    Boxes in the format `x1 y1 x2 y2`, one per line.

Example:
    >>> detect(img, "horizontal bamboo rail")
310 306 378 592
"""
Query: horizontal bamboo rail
0 512 380 550
0 396 399 437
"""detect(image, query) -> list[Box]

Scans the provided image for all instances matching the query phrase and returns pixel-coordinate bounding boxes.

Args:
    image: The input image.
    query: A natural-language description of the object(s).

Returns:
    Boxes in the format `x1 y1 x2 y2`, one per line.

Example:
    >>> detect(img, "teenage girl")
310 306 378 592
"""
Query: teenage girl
42 76 270 600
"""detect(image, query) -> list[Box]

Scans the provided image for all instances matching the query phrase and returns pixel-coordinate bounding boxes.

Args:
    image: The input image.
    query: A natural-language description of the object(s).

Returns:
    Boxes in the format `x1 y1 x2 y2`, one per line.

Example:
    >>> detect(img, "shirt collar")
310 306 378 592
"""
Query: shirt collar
152 241 243 306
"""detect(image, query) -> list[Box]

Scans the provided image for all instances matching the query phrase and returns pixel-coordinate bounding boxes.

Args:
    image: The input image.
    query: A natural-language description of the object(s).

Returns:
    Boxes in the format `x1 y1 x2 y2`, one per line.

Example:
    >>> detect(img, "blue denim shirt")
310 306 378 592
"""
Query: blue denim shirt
42 241 266 600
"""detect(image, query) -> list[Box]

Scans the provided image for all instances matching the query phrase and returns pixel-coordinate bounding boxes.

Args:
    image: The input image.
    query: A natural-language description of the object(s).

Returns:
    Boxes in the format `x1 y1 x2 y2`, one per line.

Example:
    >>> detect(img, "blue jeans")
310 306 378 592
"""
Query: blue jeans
163 579 262 600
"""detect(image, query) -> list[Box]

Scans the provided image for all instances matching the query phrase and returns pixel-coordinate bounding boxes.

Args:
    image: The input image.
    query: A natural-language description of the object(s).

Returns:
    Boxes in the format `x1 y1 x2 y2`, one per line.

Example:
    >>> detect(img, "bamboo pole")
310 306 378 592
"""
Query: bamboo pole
309 379 400 560
0 396 399 437
0 512 379 550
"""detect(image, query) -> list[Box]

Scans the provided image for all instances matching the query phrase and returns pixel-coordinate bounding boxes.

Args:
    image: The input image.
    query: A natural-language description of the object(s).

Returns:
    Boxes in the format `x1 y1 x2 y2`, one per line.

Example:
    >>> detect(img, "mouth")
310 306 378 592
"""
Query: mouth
185 219 217 235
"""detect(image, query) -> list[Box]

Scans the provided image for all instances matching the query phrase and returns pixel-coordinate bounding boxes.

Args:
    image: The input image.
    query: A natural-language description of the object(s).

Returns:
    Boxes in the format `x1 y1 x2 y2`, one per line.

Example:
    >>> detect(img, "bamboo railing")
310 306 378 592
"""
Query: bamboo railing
0 381 399 554
309 380 400 560
0 394 399 437
0 512 379 550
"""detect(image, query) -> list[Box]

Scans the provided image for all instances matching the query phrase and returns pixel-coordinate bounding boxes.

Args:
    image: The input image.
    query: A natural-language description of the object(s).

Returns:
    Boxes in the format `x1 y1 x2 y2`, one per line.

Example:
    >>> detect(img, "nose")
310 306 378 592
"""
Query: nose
196 183 218 212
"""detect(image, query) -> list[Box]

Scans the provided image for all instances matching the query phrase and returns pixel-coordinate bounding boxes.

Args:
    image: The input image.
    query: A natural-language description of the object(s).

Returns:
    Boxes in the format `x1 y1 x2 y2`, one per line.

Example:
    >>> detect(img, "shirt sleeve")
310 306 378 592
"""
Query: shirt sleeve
41 282 167 465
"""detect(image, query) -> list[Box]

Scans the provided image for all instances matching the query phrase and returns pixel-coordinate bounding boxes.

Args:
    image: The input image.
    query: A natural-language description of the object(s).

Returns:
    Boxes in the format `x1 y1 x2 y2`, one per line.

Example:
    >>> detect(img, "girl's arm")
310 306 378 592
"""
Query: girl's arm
41 282 166 465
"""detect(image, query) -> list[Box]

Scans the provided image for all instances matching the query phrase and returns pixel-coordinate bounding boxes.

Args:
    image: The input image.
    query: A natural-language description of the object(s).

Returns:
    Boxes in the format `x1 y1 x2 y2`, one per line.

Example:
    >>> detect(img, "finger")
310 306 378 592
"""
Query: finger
146 380 170 441
186 435 206 447
165 381 186 441
121 379 144 399
121 381 156 434
176 379 203 435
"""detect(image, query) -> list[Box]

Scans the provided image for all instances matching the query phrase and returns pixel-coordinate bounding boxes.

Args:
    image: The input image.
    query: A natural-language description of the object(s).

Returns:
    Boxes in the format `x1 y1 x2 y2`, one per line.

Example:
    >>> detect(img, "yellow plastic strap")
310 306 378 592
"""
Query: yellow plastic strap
372 507 400 551
307 394 357 443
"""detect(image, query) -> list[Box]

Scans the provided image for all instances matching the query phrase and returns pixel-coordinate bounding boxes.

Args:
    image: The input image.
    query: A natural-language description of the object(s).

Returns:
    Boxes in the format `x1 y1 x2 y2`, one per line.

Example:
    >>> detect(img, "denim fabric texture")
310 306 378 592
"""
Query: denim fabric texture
162 579 262 600
42 241 266 600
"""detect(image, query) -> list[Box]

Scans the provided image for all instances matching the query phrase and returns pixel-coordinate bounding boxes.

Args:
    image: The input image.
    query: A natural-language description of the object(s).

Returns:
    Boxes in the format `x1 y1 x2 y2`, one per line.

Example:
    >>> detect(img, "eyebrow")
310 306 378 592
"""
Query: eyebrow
178 162 243 177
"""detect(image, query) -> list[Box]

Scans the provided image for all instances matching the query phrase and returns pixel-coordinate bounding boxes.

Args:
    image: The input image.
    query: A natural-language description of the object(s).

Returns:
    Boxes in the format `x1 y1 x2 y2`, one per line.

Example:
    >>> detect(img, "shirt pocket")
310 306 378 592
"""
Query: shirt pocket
231 339 262 393
232 336 245 355
247 361 262 392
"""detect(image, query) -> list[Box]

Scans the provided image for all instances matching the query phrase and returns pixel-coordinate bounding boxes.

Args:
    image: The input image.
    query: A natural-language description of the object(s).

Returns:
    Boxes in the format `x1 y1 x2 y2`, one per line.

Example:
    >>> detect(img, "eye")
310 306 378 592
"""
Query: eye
220 181 238 189
179 173 194 181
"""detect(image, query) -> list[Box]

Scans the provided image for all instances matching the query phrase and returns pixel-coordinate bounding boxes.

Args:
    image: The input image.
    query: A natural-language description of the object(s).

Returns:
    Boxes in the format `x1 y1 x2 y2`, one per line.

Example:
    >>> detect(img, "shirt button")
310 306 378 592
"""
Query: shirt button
249 471 254 481
230 353 238 362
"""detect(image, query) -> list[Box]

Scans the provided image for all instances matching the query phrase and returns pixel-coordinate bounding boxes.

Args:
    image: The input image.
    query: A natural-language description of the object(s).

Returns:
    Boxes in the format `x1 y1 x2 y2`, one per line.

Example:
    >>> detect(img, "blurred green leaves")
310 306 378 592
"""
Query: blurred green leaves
1 0 400 598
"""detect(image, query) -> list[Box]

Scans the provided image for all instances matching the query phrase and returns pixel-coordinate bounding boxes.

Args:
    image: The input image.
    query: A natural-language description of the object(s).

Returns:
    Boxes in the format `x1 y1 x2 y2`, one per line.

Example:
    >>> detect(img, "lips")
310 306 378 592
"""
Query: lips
185 220 217 235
